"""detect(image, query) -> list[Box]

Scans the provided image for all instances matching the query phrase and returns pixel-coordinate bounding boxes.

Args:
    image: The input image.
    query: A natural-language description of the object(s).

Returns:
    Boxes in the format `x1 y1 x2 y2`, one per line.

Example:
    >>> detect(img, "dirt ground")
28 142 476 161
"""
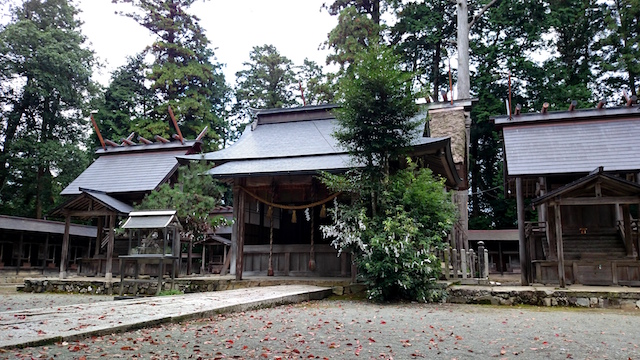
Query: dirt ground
1 286 639 359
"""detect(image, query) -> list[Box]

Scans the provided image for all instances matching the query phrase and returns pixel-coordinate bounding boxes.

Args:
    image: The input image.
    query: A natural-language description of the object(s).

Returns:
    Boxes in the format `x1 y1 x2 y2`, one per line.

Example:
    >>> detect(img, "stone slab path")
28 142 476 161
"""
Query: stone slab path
0 285 331 349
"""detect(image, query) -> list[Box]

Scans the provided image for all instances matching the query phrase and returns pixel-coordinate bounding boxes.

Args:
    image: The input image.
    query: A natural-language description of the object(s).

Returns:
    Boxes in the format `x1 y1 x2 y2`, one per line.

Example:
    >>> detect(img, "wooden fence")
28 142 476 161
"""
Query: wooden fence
441 241 490 281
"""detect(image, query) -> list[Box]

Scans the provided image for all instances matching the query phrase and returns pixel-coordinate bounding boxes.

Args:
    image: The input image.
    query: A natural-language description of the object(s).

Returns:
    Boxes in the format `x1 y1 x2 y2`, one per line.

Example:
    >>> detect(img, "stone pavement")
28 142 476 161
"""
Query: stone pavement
0 284 331 349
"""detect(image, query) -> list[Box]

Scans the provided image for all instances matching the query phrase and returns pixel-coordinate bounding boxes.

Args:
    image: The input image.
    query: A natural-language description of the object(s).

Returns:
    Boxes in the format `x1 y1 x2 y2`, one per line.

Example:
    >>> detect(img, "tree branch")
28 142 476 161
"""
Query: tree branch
468 0 499 29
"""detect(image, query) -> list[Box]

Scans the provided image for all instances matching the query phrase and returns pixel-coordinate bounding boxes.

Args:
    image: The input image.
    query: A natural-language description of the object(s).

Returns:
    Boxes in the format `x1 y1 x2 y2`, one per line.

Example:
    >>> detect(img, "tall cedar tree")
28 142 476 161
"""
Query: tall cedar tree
0 0 95 218
113 0 230 149
468 0 549 228
597 0 640 99
234 44 298 116
390 0 456 101
91 54 155 147
323 0 385 69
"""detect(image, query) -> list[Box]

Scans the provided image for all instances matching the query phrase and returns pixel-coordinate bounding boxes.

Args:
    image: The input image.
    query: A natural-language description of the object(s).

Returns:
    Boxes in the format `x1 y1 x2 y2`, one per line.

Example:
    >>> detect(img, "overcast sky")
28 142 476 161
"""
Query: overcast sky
76 0 338 87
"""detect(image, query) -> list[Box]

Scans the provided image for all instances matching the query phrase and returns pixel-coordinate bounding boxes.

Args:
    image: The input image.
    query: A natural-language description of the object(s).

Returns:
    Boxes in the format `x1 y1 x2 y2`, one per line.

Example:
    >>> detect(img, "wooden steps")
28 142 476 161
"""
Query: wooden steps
562 234 627 260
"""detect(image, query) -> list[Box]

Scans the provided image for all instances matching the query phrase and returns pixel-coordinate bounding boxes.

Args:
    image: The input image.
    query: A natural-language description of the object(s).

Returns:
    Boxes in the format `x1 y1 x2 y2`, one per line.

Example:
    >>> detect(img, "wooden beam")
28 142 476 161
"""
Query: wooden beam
105 215 115 281
555 204 566 288
59 215 71 279
67 210 118 217
234 179 246 280
516 177 529 285
555 196 640 206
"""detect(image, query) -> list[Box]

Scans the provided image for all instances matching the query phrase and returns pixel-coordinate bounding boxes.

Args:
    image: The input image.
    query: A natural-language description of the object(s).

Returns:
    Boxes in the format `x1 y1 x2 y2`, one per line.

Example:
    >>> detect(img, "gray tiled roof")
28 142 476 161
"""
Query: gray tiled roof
182 119 341 162
503 118 640 176
122 211 179 229
207 154 358 177
0 215 96 237
82 189 134 214
179 106 462 185
61 150 186 195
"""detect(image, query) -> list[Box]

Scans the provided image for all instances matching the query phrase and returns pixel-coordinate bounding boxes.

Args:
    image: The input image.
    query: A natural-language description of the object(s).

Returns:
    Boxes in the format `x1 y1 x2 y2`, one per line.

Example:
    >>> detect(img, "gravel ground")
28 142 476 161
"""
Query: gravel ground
1 289 639 360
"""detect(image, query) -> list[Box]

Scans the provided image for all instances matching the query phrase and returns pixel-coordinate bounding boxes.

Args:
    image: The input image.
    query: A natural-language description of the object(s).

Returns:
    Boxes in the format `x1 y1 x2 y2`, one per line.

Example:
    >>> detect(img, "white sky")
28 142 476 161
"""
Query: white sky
76 0 338 87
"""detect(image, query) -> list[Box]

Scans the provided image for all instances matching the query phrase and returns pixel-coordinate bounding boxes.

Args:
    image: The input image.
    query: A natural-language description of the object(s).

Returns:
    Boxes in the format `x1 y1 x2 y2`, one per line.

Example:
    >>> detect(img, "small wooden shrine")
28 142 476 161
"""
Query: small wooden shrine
119 210 182 295
495 103 640 286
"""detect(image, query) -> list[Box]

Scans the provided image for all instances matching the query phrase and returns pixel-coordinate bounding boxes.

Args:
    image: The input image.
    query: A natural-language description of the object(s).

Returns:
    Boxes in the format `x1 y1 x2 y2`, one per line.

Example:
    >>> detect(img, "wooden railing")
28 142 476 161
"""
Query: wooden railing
441 243 489 281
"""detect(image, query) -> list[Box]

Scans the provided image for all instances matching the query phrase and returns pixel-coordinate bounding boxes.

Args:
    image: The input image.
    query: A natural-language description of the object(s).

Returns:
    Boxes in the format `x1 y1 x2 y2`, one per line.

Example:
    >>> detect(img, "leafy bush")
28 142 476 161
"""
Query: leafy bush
322 162 456 302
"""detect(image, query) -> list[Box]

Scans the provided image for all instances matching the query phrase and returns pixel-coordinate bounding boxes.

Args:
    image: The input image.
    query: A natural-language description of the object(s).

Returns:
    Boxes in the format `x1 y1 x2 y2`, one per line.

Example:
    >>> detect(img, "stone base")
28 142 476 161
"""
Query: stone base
446 286 640 309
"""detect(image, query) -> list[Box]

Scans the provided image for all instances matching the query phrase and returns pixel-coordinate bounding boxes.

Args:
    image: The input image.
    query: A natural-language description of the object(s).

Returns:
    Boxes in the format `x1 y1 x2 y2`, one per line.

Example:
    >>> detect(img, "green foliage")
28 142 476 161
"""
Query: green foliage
297 59 336 105
92 54 155 147
158 289 183 296
597 0 640 99
137 161 226 242
234 44 298 117
322 0 385 69
0 0 97 218
321 163 456 302
321 45 454 302
334 44 419 184
113 0 230 150
390 0 456 100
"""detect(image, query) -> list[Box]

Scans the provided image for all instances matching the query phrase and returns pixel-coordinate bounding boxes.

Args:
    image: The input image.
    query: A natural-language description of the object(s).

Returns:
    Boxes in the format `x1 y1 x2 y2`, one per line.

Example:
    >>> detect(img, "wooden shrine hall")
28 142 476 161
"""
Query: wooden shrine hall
51 113 205 280
495 103 640 286
181 104 464 280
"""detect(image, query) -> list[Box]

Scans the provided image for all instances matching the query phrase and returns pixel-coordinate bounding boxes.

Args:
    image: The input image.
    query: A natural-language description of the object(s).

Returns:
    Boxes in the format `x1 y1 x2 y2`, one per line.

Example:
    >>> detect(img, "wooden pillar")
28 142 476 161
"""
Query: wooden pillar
187 239 193 275
622 205 633 256
516 177 529 285
59 214 71 279
201 245 206 274
234 179 246 280
42 234 49 274
555 204 566 288
95 216 103 257
105 214 115 281
498 241 504 276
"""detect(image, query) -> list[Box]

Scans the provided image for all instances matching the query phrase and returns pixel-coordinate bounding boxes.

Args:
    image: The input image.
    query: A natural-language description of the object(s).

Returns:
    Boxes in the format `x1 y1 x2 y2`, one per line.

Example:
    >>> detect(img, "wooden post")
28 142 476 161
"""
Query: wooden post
234 180 246 280
59 215 71 279
469 249 476 278
477 241 485 278
201 245 205 274
452 249 459 279
460 250 468 278
95 216 103 257
444 245 451 279
42 234 49 274
516 177 529 285
187 239 193 275
555 204 566 287
105 214 115 281
622 205 633 256
498 241 504 275
484 249 489 279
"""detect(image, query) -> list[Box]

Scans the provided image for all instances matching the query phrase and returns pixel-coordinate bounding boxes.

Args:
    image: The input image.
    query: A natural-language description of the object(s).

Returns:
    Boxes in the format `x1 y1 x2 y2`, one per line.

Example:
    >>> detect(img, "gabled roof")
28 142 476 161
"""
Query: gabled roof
61 140 200 196
495 106 640 177
0 215 96 237
181 105 464 188
122 210 182 230
532 169 640 206
51 188 134 219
